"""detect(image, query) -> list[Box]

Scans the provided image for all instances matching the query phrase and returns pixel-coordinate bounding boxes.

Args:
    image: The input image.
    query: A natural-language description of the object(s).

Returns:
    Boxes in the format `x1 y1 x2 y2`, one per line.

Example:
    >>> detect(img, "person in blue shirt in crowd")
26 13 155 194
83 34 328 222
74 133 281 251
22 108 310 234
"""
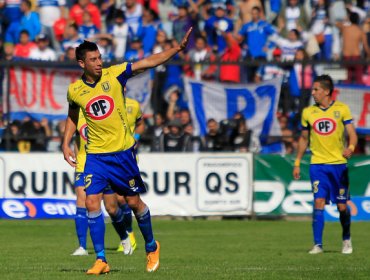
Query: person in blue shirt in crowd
204 3 233 55
124 36 146 61
237 6 276 82
136 8 162 55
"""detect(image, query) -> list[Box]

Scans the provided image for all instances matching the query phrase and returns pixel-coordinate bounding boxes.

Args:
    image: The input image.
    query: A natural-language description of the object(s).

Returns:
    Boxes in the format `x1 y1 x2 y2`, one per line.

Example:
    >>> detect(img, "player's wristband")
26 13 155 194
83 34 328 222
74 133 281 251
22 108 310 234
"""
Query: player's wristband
294 159 300 167
348 145 355 152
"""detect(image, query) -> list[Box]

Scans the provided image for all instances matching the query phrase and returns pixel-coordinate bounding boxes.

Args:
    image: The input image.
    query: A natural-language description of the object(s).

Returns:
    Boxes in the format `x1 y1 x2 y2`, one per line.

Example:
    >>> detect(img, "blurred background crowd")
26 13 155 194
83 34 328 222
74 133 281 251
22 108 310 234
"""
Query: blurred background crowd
0 0 369 154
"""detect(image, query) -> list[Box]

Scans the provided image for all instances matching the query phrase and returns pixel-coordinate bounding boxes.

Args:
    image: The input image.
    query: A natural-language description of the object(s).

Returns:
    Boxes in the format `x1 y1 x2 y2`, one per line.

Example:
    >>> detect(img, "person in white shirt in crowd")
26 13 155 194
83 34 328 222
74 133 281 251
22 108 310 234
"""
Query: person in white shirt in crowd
269 28 304 61
36 0 66 51
29 33 57 61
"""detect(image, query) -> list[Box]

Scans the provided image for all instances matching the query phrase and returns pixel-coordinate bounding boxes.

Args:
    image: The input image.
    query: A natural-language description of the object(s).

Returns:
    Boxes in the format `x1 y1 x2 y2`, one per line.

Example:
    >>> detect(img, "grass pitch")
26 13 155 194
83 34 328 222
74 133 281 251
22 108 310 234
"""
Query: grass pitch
0 219 369 280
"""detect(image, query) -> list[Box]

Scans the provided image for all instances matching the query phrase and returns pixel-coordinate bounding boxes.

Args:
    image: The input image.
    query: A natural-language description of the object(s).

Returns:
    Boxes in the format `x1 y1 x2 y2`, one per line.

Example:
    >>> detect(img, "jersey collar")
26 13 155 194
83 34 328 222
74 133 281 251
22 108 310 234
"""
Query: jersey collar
82 74 101 88
317 100 335 112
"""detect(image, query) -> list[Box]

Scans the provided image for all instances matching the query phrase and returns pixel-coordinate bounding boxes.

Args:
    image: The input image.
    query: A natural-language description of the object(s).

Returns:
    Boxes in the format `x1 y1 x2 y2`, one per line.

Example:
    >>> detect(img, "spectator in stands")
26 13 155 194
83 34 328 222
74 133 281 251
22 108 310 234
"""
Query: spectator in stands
278 0 308 37
162 39 186 109
183 122 203 152
237 6 276 81
29 33 57 61
124 36 145 61
269 28 304 61
203 118 224 151
219 31 241 83
107 9 129 60
19 0 41 42
0 120 20 151
78 10 100 40
36 0 67 51
138 8 161 54
140 113 165 152
96 36 114 62
309 0 330 58
172 5 197 51
278 114 296 154
255 47 286 83
231 113 252 152
14 30 37 59
204 3 234 55
151 29 168 115
2 0 23 44
184 36 217 81
31 118 52 151
289 48 314 116
2 42 15 60
159 118 192 152
62 46 76 61
122 0 143 36
237 0 264 26
337 11 370 84
69 0 101 30
60 23 83 57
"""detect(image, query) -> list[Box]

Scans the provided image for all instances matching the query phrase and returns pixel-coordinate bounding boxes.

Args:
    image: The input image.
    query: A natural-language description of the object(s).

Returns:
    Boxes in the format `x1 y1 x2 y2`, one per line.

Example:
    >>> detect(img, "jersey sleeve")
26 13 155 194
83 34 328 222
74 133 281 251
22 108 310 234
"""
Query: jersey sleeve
301 108 309 129
67 87 79 109
342 104 353 125
109 62 133 84
135 100 143 123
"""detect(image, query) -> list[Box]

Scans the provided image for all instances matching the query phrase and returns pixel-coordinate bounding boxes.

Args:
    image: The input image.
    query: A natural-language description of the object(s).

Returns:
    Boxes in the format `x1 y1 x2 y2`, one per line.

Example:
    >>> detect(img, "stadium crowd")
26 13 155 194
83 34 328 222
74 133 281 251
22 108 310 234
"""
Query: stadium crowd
0 0 369 154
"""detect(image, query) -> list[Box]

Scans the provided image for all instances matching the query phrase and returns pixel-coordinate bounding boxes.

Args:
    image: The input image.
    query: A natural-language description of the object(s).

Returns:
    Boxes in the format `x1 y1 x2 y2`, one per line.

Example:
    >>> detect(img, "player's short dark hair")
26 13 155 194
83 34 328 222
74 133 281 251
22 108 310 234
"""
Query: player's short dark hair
75 40 99 61
314 74 334 95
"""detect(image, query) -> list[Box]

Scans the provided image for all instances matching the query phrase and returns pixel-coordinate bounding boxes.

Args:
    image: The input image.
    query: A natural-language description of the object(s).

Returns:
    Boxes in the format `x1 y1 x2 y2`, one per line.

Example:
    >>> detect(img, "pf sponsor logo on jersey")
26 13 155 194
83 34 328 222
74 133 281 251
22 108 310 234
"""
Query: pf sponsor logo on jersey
313 118 336 135
79 124 88 141
86 95 114 120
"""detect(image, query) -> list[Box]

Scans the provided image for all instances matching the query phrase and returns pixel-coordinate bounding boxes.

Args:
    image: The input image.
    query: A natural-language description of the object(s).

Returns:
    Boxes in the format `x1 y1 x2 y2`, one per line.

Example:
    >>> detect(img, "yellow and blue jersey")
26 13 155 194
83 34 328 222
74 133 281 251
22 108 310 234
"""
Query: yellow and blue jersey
301 101 353 164
67 63 135 154
75 98 142 173
125 97 142 134
75 109 88 173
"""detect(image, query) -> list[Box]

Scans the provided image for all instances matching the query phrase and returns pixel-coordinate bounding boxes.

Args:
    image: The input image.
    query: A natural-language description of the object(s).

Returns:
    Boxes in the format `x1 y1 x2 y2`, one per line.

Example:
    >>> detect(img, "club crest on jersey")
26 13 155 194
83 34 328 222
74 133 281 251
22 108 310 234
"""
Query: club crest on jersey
101 82 110 92
334 111 340 119
127 106 133 114
79 124 88 141
129 179 135 188
313 180 319 193
86 95 114 120
313 118 336 135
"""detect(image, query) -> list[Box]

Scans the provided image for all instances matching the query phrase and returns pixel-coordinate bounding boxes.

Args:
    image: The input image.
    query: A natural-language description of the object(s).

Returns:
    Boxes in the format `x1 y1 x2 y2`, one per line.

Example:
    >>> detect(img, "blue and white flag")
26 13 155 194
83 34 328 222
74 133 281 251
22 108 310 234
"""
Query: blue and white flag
125 71 152 114
184 77 283 141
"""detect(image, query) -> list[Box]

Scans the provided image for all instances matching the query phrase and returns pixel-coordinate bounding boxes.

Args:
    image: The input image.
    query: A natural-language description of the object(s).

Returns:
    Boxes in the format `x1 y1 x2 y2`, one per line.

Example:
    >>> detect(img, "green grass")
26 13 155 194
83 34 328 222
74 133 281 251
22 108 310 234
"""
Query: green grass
0 219 370 280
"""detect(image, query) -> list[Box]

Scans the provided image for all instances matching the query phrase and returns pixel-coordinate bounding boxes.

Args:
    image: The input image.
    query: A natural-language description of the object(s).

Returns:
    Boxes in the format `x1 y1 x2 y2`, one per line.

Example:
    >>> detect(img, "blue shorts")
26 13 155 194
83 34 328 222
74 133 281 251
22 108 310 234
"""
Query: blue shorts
310 164 350 204
74 172 114 194
84 147 146 196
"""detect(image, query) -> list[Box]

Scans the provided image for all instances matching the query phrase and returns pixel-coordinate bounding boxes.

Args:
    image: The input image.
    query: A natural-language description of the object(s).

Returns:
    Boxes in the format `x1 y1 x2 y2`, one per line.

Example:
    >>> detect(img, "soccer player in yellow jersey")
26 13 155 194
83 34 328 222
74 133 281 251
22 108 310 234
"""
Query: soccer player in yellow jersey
293 75 358 255
62 27 192 275
71 100 143 256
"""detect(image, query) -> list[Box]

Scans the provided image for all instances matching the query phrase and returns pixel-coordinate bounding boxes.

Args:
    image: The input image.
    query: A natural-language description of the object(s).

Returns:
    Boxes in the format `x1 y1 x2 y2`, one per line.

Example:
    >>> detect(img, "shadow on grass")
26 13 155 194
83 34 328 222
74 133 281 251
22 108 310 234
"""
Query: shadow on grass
60 268 121 273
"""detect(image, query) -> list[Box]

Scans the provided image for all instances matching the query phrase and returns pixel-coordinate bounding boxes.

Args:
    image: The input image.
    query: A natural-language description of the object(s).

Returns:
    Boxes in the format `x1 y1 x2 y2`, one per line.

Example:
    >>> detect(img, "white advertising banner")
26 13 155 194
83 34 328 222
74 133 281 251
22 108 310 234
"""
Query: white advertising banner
0 153 253 219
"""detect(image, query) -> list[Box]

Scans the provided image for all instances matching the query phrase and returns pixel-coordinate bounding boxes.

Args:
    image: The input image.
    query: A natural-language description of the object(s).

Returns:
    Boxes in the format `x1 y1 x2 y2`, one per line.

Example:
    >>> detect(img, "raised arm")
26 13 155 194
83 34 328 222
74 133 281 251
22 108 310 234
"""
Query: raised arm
343 123 358 159
62 106 79 167
293 129 309 180
131 27 193 76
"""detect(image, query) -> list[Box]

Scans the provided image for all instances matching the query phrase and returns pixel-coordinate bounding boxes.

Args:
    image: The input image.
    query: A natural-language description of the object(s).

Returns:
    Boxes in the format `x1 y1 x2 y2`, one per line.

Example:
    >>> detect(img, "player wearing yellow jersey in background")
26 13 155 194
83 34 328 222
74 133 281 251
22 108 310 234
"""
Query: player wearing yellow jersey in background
62 28 192 275
116 97 144 252
293 75 358 255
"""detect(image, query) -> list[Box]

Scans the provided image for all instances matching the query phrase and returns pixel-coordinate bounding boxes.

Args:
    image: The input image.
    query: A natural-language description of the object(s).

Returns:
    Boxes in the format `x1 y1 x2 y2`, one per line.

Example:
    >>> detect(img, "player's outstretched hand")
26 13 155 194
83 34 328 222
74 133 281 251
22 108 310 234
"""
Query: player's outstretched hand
62 145 76 167
179 27 193 51
293 166 300 180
